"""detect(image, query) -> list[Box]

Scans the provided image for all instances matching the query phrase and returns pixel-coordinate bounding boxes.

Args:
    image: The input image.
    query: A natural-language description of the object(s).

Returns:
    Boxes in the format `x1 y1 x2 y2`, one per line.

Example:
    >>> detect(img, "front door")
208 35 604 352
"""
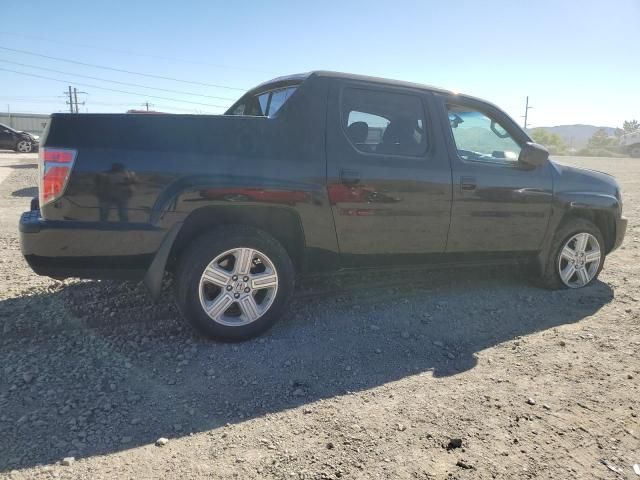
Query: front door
326 83 452 267
442 99 553 254
0 126 15 150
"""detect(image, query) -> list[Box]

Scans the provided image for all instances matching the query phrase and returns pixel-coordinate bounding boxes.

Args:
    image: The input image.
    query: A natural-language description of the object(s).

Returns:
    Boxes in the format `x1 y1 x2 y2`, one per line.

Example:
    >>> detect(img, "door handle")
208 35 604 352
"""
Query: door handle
340 168 361 185
460 176 477 192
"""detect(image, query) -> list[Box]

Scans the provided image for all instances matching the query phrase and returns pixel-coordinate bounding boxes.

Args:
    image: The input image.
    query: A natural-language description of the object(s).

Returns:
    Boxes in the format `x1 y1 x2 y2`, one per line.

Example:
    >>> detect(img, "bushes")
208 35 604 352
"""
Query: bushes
575 147 627 157
530 128 567 155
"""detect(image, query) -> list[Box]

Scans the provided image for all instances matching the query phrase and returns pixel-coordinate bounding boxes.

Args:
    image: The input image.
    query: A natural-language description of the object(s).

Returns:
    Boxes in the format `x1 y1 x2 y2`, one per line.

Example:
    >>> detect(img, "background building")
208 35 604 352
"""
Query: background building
0 113 49 135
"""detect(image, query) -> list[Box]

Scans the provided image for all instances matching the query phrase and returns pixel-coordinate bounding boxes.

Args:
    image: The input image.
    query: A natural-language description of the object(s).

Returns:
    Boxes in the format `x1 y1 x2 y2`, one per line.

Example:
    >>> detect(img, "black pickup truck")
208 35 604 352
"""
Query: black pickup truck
20 71 627 340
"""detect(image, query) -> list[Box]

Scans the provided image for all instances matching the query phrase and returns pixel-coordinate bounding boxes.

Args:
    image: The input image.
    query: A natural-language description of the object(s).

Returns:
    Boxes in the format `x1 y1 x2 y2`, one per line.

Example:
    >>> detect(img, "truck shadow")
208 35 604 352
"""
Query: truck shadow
0 265 614 471
7 163 37 169
11 186 38 197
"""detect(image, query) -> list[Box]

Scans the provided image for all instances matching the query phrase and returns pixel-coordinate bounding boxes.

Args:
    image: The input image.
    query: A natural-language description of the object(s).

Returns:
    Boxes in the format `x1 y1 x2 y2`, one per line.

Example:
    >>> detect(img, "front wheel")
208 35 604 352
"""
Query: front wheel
538 218 605 289
16 139 33 153
175 226 295 341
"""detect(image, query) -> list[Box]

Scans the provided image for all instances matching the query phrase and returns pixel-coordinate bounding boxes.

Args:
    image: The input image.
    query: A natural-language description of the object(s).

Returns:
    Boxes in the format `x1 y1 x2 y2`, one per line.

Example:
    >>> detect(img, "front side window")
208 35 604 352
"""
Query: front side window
342 87 427 157
228 86 298 118
447 104 521 163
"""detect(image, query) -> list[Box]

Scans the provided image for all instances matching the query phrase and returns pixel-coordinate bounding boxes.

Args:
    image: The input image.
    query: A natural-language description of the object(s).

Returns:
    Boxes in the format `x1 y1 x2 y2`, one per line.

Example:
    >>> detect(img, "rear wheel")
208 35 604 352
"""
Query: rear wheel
538 218 605 289
175 226 295 341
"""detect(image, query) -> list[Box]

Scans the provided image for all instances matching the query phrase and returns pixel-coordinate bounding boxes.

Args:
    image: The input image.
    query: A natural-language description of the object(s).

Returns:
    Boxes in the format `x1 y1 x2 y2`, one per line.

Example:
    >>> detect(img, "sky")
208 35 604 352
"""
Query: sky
0 0 638 128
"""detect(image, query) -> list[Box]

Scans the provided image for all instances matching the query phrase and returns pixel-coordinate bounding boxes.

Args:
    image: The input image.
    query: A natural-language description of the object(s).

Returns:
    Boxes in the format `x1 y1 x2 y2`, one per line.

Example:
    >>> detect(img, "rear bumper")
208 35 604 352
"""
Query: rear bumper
20 209 165 280
611 216 628 252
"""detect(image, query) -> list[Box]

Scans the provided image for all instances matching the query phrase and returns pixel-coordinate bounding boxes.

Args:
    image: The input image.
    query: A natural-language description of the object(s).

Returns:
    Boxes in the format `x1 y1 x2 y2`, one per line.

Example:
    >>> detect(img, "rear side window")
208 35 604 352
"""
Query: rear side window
341 87 427 157
229 86 298 117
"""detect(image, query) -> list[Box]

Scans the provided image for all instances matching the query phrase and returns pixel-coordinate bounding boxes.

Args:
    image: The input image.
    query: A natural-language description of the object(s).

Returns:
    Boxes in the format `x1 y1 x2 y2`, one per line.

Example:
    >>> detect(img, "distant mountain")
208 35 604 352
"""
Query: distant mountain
527 124 618 149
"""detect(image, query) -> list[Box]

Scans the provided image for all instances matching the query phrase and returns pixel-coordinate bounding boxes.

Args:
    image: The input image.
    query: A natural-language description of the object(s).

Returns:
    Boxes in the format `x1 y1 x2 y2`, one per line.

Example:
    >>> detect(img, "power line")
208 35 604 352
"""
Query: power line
0 95 63 99
1 108 68 114
0 67 230 109
0 59 238 101
85 101 206 112
0 46 249 91
0 97 216 113
0 31 277 75
0 98 62 104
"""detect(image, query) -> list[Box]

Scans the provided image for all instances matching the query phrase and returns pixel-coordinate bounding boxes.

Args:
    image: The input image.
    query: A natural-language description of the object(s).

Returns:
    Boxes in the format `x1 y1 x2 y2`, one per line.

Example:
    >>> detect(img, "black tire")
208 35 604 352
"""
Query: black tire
537 217 605 289
175 225 295 341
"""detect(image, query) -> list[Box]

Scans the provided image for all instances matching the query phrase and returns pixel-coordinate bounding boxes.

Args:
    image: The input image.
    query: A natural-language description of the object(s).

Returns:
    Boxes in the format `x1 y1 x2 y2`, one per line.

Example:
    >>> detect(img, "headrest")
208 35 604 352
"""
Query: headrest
347 121 369 144
382 117 415 145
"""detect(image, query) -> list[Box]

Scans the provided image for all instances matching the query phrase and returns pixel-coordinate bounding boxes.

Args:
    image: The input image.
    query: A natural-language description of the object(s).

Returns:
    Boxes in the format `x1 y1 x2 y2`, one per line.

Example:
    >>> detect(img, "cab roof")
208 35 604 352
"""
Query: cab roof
247 71 503 118
255 70 455 97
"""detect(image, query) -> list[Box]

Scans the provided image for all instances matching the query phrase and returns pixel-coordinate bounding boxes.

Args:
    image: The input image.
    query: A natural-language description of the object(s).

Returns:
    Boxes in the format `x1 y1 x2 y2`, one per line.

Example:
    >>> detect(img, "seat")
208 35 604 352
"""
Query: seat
376 117 418 155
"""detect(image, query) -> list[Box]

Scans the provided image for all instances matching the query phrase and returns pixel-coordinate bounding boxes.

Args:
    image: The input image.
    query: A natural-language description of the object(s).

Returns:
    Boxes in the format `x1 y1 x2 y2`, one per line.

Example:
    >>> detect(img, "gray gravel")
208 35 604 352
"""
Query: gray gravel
0 153 638 479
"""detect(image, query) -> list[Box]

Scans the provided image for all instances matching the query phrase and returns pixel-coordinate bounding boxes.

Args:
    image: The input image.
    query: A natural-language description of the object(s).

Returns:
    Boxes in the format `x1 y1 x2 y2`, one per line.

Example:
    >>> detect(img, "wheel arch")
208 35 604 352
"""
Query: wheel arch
167 205 306 273
550 190 620 250
535 192 619 278
558 206 617 254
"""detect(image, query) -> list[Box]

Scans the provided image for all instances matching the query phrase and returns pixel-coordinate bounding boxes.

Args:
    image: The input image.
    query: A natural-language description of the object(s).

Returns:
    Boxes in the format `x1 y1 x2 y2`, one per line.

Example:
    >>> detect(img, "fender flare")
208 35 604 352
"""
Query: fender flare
534 192 621 276
144 222 182 300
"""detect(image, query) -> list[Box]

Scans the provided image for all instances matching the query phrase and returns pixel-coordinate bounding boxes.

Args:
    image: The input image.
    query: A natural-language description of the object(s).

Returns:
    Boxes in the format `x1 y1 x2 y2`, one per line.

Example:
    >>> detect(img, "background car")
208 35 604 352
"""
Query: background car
0 123 39 153
619 129 640 157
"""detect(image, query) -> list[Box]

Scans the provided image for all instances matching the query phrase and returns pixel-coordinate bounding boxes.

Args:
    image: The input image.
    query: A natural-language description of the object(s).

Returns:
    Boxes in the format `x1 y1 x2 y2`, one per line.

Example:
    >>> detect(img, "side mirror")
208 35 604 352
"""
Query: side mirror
519 142 549 167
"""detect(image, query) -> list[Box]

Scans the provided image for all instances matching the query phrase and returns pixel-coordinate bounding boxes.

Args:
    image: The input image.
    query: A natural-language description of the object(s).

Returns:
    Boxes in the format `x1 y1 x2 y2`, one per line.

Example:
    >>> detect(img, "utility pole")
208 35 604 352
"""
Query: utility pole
65 86 74 113
73 88 79 114
522 96 533 130
73 88 86 113
142 101 152 111
64 87 86 113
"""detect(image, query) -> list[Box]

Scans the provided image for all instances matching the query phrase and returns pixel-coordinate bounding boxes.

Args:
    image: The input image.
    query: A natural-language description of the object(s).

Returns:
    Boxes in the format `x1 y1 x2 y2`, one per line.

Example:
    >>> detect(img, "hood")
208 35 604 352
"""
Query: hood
550 159 620 197
17 131 38 141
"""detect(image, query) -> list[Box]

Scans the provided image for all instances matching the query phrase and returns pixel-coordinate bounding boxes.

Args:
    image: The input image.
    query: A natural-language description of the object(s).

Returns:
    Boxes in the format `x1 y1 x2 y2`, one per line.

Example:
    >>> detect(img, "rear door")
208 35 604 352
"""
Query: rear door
326 82 452 267
440 97 553 253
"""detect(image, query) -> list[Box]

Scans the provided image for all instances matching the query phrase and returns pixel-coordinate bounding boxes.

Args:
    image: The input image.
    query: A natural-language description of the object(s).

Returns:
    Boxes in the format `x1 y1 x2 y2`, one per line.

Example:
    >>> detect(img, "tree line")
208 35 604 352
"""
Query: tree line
530 119 638 157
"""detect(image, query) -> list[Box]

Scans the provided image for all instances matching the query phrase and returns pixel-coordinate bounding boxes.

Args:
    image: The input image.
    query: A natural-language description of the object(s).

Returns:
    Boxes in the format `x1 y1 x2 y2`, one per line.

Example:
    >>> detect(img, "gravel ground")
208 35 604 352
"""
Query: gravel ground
0 153 638 479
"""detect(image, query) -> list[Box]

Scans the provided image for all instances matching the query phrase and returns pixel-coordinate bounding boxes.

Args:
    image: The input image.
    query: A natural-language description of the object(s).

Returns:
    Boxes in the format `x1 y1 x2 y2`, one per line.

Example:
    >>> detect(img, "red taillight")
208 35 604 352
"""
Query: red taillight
43 149 75 163
39 148 77 206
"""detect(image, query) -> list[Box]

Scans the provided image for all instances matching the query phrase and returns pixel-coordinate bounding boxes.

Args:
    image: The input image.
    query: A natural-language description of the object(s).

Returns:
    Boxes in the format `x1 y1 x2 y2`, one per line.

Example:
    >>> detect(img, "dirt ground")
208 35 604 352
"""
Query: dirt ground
0 153 638 479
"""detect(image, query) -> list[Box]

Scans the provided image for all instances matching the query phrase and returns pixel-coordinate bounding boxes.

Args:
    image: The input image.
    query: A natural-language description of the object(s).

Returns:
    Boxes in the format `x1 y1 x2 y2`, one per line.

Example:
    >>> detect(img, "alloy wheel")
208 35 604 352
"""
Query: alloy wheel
557 232 601 288
17 140 32 153
198 247 279 326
